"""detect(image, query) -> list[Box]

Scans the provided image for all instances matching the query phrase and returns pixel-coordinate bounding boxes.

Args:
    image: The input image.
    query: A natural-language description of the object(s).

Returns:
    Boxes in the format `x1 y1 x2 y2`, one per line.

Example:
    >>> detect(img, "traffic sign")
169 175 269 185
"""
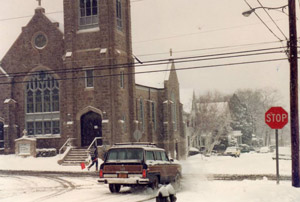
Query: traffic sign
133 130 142 142
265 107 288 129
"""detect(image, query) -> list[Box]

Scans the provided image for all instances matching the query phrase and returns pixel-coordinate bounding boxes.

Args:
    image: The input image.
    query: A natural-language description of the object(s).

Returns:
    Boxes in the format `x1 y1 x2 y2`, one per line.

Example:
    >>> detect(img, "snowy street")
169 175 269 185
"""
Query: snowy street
0 174 156 202
1 152 300 202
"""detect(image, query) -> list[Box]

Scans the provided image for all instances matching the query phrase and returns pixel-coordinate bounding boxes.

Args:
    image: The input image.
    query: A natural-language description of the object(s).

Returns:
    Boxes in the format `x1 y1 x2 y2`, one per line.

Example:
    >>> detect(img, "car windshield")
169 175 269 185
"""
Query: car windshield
106 148 143 162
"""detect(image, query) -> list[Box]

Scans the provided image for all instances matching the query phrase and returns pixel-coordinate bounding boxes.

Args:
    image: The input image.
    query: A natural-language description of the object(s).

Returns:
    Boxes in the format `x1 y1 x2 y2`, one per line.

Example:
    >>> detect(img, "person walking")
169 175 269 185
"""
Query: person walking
88 144 98 171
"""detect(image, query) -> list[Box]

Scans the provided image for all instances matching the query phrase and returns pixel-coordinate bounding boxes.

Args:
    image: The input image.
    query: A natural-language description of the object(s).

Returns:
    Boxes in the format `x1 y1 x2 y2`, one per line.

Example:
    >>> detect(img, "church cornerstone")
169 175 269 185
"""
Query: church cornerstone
15 130 37 157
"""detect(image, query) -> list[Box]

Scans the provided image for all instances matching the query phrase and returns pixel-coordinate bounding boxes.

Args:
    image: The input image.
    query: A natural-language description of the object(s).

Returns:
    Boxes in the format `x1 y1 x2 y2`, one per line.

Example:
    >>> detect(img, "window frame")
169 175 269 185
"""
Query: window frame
79 0 99 29
120 70 124 88
151 101 156 130
139 98 145 131
25 72 60 136
85 69 94 88
116 0 122 29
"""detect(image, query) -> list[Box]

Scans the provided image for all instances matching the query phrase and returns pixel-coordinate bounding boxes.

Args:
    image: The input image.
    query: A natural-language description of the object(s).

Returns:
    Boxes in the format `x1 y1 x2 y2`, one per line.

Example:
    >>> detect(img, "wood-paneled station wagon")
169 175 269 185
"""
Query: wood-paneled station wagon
98 143 182 193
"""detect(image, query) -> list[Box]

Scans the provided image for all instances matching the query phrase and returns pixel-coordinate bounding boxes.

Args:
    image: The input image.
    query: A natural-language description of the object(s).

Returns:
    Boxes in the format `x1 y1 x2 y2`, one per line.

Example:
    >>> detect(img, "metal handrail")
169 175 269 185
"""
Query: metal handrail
59 138 76 154
86 137 103 152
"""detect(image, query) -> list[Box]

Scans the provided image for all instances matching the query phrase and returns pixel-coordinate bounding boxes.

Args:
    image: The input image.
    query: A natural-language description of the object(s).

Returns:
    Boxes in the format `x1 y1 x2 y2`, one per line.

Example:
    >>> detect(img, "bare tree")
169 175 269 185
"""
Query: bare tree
235 87 285 146
191 91 232 154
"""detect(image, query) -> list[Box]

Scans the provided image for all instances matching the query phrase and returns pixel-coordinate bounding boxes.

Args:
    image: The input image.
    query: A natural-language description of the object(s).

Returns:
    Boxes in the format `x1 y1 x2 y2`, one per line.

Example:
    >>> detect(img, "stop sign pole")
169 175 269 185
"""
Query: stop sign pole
265 107 289 184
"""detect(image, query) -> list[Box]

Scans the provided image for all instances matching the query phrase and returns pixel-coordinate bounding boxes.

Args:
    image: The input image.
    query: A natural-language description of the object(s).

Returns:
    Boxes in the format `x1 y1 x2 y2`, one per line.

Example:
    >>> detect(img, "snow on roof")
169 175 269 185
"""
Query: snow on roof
76 27 100 34
4 99 16 104
230 130 243 137
197 102 229 114
0 64 9 77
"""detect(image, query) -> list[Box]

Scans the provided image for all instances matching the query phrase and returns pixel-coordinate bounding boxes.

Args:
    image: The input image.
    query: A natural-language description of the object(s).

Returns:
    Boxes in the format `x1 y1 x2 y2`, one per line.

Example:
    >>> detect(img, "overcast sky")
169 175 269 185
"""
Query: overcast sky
0 0 297 111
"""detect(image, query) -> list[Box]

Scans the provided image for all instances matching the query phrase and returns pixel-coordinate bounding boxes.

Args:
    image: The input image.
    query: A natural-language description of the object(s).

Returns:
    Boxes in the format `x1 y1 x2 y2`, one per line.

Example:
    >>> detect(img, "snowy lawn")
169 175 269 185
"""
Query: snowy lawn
0 154 103 172
182 152 291 176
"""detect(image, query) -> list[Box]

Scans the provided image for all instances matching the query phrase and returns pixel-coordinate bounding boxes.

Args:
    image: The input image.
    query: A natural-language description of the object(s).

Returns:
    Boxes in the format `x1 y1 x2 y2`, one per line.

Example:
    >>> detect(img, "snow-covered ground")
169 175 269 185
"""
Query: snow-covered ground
1 152 300 202
183 152 291 175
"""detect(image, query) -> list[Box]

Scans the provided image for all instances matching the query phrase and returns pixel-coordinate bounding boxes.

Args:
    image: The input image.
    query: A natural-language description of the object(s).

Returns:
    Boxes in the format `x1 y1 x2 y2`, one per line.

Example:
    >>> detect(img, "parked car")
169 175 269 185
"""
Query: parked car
272 147 291 160
188 147 200 156
224 147 240 157
269 145 276 152
259 146 270 153
239 144 250 153
98 142 182 193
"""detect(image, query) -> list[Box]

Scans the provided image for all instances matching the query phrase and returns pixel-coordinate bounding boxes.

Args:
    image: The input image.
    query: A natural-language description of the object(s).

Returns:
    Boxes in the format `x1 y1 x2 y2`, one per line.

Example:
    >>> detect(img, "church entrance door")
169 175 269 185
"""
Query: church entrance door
0 122 4 149
80 111 102 147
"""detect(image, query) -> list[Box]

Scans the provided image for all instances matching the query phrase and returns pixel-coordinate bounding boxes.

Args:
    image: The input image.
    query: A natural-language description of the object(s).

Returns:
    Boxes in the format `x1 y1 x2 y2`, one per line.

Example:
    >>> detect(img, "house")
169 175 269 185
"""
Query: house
186 92 232 153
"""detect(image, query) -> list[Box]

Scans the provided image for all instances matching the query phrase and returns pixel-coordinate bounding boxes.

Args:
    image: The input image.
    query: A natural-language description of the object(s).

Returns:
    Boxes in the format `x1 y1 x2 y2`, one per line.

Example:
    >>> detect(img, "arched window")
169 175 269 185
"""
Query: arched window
25 72 60 136
171 92 177 131
79 0 99 29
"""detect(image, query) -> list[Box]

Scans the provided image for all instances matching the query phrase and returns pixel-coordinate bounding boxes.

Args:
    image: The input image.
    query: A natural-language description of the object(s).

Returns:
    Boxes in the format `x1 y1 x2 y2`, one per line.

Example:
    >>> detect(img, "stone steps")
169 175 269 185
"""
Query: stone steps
60 148 90 166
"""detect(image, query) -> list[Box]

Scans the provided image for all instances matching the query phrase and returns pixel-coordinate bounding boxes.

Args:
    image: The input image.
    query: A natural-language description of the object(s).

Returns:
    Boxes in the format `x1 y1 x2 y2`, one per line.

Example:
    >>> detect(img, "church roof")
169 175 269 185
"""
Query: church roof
135 59 176 89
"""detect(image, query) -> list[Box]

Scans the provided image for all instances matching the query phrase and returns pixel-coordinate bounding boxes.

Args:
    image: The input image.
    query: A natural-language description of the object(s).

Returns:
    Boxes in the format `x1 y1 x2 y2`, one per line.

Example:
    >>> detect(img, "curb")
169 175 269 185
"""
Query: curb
0 169 99 177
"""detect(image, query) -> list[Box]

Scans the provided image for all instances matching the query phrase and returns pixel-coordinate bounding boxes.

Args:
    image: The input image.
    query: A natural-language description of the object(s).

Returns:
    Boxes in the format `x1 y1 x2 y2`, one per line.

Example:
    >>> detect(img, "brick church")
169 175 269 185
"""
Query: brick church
0 0 186 159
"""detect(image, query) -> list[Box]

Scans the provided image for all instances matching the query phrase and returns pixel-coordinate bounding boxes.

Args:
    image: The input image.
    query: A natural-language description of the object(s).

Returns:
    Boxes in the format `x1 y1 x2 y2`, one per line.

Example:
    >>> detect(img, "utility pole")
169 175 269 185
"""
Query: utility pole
288 0 300 187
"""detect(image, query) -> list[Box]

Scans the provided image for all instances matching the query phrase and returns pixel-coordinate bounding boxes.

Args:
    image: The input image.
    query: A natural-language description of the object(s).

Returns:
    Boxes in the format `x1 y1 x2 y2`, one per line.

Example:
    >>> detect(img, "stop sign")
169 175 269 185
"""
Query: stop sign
265 107 288 129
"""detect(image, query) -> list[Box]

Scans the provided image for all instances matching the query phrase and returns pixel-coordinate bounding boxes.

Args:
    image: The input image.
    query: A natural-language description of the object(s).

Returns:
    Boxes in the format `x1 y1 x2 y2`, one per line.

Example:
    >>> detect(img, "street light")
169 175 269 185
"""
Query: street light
242 2 299 187
242 5 288 17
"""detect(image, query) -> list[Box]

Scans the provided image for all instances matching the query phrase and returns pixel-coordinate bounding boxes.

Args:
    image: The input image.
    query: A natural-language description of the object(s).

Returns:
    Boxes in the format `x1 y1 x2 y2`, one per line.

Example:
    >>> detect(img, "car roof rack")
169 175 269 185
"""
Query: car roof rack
114 142 157 147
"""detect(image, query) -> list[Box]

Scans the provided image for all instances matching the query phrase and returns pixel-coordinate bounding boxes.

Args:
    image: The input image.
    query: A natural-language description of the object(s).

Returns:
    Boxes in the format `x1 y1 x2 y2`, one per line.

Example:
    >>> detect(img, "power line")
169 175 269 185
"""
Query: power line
244 0 284 42
0 57 288 86
0 11 63 22
0 46 286 79
61 45 288 67
256 0 288 40
243 0 289 58
0 0 144 22
133 19 287 44
136 40 287 57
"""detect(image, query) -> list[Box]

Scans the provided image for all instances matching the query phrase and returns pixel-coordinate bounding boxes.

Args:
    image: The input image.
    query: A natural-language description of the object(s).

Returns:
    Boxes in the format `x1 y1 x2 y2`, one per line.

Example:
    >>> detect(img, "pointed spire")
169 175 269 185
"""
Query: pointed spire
191 90 198 112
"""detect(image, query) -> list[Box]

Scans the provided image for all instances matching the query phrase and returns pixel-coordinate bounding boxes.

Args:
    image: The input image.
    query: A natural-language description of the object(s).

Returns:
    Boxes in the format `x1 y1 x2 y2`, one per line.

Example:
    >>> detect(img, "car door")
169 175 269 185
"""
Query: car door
153 150 170 183
160 151 179 182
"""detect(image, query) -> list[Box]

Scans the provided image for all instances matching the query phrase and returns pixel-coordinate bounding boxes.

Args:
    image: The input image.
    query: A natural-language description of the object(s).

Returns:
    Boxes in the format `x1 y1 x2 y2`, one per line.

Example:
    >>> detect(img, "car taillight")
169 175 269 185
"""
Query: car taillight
142 169 147 178
99 169 103 178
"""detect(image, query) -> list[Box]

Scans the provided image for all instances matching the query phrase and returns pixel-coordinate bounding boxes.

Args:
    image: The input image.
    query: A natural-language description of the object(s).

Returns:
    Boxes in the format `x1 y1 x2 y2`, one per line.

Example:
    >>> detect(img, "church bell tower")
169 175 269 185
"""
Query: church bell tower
62 0 136 146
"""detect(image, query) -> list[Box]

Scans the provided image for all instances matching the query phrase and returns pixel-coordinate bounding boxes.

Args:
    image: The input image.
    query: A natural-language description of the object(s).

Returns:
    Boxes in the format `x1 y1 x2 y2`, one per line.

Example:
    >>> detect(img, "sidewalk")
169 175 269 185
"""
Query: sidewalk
0 154 98 172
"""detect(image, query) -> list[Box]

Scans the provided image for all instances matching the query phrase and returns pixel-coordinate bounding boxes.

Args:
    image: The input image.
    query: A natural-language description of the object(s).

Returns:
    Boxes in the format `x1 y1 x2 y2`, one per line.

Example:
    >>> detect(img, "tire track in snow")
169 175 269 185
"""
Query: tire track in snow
31 176 76 202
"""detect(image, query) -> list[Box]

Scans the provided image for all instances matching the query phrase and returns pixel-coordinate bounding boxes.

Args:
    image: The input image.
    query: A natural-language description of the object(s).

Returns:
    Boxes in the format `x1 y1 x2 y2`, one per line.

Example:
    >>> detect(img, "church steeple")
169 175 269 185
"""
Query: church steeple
191 90 198 113
37 0 42 7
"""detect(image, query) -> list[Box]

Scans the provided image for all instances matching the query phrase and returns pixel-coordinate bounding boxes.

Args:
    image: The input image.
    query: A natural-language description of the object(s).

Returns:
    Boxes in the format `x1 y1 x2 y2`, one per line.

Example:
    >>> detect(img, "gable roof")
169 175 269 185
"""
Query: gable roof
135 59 177 88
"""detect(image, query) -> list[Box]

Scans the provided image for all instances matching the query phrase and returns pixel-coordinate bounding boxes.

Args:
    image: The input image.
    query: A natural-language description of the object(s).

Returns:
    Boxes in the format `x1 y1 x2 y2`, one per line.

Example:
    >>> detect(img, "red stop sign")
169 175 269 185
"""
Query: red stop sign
265 107 288 129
